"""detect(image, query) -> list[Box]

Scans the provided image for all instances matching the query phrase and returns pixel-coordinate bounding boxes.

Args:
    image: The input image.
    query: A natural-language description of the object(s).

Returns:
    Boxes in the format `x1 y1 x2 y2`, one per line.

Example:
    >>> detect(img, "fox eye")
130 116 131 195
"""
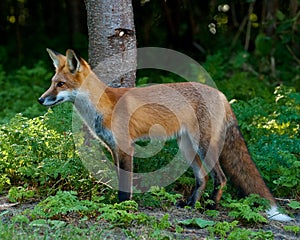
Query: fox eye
56 82 65 87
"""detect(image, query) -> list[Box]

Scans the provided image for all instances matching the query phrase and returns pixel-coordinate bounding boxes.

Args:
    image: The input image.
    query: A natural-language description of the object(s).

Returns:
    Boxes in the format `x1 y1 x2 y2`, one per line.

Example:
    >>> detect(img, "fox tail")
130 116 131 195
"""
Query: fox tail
219 123 292 222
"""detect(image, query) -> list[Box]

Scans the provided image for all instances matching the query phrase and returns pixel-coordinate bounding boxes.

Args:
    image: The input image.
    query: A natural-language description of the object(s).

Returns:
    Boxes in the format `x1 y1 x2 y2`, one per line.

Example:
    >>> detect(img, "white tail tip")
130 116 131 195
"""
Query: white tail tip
266 206 293 222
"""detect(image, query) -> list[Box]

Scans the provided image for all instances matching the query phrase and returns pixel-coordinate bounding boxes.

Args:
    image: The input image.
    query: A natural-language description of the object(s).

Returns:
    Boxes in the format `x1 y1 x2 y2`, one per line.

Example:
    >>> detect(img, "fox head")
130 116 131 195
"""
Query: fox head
38 49 90 107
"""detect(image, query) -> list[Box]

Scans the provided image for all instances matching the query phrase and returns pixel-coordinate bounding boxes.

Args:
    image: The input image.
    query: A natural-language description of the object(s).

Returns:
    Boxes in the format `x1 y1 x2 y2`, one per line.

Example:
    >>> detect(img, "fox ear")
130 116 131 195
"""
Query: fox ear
66 49 81 73
46 48 63 69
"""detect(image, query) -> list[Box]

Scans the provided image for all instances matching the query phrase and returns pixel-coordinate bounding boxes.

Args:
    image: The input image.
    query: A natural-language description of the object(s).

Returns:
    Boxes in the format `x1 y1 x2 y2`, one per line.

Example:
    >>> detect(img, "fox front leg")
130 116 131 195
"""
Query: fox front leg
115 147 134 202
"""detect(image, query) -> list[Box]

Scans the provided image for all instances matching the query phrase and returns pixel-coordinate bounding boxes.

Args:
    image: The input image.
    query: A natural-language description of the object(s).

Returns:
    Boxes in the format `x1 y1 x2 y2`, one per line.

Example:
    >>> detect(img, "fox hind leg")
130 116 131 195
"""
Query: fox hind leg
187 156 209 206
177 135 208 207
211 165 227 206
199 144 227 208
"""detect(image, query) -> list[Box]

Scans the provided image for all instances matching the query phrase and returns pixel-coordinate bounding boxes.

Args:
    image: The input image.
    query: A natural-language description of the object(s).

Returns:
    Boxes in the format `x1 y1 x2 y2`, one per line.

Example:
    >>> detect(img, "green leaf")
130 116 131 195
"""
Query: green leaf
29 219 49 227
48 220 67 228
284 225 300 234
276 10 285 21
12 214 30 224
179 218 215 228
288 201 300 209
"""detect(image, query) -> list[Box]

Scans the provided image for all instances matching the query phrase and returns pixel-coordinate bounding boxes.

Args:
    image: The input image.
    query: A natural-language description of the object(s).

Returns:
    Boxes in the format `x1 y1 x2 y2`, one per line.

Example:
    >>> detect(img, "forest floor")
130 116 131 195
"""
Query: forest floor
142 205 300 239
0 196 299 239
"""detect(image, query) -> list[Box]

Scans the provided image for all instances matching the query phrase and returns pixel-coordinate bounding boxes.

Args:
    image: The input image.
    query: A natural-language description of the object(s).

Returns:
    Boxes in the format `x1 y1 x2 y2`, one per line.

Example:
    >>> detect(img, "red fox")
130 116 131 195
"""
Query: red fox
38 49 292 222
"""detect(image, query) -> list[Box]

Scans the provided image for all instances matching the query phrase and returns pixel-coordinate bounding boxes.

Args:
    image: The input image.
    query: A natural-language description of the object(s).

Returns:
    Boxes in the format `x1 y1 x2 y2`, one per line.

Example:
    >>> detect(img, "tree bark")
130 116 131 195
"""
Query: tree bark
85 0 137 87
289 0 299 18
262 0 279 37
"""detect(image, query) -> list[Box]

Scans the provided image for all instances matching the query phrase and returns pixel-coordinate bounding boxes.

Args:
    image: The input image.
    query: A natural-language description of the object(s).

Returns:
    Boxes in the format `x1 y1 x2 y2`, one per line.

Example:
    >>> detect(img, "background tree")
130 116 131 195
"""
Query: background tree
85 0 137 88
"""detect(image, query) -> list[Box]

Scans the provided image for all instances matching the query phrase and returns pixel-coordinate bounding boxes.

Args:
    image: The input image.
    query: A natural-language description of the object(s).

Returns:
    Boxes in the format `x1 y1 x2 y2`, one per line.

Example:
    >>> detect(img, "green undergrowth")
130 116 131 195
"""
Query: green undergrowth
0 62 51 123
2 189 293 239
0 108 83 194
231 85 300 197
0 191 261 238
1 190 181 239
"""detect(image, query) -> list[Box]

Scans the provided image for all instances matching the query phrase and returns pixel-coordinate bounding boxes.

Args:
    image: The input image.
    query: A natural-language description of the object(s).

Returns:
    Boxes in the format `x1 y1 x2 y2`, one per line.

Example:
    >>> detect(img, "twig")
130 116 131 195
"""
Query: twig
0 202 19 210
193 42 206 54
244 2 255 51
292 10 300 31
231 2 239 27
242 63 260 77
231 15 248 49
270 55 276 78
274 197 295 203
286 44 300 65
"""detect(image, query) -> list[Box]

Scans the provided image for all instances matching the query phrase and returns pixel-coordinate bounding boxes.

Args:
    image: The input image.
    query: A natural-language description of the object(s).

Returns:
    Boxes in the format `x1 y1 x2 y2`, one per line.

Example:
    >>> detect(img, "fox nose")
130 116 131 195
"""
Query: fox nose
38 98 45 104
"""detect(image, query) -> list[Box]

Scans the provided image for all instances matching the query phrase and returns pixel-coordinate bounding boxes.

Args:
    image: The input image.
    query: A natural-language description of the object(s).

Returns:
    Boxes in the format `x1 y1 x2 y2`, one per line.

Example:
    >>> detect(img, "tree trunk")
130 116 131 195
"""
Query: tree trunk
262 0 279 37
67 0 85 46
289 0 299 18
85 0 137 88
14 0 23 64
67 0 82 34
